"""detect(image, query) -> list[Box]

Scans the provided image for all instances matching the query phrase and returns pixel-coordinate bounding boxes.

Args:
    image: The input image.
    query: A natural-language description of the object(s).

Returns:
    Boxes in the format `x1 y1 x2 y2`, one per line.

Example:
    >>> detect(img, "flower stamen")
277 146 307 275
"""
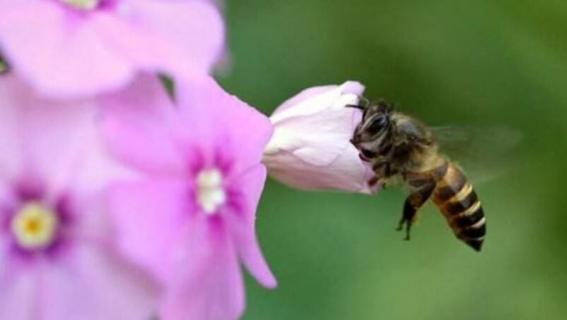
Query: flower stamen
60 0 100 10
196 169 226 215
11 202 59 250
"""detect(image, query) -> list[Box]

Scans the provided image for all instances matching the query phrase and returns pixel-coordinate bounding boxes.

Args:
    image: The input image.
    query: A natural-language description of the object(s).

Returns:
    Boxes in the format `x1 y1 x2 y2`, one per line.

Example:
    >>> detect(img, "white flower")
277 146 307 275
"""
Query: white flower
264 81 379 194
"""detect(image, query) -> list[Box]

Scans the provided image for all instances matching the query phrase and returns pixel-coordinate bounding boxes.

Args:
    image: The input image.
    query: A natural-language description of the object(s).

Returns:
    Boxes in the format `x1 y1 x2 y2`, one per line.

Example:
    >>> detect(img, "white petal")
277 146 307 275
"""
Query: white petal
264 81 377 193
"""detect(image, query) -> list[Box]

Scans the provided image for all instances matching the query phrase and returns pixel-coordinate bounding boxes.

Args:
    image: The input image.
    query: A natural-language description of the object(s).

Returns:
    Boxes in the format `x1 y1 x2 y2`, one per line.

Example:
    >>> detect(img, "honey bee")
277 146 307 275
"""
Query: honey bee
349 100 486 251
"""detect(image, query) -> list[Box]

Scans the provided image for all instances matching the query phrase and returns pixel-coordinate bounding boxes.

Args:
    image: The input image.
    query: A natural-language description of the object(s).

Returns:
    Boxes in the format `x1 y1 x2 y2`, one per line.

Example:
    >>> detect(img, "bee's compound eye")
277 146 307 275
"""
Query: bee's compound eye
366 115 388 136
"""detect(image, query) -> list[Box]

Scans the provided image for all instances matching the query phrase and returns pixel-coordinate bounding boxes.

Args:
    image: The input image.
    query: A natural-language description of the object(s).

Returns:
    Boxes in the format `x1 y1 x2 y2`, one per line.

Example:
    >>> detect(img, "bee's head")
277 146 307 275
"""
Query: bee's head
350 100 393 160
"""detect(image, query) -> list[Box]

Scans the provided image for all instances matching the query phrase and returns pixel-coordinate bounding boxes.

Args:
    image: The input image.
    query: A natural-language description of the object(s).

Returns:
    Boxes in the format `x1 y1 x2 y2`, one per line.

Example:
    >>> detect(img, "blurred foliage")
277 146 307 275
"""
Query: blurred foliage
0 57 7 74
218 1 567 319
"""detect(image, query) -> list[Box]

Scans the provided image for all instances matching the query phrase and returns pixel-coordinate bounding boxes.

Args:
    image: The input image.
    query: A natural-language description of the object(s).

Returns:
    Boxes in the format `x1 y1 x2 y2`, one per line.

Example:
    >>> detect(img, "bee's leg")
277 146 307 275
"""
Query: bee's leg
368 175 381 188
366 163 384 189
369 161 394 189
397 182 435 240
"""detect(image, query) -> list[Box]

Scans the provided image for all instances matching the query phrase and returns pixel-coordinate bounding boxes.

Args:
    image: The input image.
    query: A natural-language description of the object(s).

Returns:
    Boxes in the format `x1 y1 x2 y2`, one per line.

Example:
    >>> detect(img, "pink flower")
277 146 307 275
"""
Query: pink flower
263 81 379 194
102 76 277 320
0 0 225 98
0 76 157 319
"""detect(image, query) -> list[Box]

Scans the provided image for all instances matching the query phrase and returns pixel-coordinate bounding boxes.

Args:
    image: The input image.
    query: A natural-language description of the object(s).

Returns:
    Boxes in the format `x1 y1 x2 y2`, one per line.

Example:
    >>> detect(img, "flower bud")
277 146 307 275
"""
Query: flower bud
264 81 379 194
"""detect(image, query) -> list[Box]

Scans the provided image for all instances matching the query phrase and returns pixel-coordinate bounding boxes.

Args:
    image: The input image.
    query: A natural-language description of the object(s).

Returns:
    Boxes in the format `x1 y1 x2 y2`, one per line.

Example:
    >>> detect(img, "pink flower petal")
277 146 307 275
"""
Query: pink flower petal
0 270 37 320
100 75 186 176
89 13 186 73
124 0 225 76
162 219 245 320
228 165 277 288
0 0 225 98
176 77 274 173
266 144 380 193
0 77 25 181
272 81 364 121
39 243 158 320
108 179 191 282
0 276 36 319
274 84 349 114
69 187 122 245
272 103 359 166
101 74 274 319
0 2 134 98
0 76 121 196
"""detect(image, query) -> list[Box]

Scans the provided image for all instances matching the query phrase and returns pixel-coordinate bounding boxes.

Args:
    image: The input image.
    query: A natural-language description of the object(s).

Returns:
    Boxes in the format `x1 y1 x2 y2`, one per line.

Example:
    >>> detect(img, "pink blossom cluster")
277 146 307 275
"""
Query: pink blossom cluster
0 1 375 319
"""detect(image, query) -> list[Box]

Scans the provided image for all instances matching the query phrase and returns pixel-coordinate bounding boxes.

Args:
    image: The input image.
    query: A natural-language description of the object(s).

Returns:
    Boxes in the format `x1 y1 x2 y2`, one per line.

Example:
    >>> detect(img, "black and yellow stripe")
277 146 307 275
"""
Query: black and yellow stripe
433 164 486 251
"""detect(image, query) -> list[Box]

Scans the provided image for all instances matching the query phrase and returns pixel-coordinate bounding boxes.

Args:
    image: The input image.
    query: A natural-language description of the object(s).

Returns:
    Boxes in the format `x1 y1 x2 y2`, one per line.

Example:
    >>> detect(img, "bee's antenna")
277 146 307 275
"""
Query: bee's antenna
346 95 370 110
346 104 365 110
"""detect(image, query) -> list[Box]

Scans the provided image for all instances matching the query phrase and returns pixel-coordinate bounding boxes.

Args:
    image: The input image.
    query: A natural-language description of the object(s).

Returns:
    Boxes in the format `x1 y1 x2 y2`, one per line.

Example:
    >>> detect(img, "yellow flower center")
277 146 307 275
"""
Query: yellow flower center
196 169 226 215
11 202 59 250
60 0 100 10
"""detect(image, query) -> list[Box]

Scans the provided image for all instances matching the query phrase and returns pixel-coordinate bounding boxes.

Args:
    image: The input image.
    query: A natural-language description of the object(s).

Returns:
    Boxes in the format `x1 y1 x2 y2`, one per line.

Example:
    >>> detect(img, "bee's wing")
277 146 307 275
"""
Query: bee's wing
432 125 523 184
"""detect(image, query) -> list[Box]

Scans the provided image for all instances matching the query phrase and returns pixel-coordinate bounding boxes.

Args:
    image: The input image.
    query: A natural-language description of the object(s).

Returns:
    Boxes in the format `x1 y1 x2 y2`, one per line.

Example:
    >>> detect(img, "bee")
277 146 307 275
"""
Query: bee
349 100 486 251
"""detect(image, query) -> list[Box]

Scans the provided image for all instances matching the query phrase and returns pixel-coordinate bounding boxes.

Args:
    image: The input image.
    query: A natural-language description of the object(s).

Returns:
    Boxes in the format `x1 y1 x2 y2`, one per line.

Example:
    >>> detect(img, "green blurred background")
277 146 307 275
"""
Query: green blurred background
219 1 567 319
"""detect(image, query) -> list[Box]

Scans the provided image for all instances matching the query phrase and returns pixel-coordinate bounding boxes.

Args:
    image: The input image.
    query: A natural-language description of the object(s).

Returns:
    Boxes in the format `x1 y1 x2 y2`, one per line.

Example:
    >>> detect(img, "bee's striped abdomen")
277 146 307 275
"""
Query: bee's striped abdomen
433 164 486 251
